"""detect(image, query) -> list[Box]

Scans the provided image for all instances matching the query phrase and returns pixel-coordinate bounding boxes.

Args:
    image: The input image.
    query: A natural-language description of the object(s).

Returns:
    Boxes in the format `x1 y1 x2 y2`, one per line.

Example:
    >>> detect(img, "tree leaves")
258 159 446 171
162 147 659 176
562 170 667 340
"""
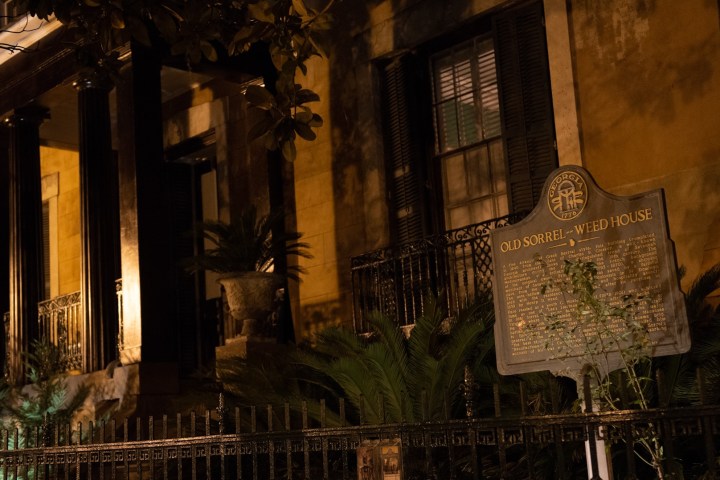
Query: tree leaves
245 82 324 161
16 0 332 160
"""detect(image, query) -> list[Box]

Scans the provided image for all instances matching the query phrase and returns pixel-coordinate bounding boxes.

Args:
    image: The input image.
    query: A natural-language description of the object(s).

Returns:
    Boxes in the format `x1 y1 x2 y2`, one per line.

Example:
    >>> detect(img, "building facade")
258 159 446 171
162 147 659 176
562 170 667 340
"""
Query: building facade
0 0 718 411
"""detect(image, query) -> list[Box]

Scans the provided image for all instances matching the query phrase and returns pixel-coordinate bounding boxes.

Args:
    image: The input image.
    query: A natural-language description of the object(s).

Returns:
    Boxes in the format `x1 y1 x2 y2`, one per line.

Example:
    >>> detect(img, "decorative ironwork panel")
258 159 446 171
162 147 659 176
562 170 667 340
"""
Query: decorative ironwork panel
351 213 526 332
37 291 82 371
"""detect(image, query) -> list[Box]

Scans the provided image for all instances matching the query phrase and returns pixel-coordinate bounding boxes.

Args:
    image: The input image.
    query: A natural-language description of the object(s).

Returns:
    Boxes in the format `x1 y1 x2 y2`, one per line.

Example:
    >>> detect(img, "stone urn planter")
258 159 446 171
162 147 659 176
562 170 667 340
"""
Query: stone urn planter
218 271 283 338
183 205 310 353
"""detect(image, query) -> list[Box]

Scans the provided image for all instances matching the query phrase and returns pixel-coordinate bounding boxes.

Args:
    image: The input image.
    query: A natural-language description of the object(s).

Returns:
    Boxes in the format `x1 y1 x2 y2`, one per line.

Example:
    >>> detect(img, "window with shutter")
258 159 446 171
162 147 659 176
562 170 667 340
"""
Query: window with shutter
380 0 557 241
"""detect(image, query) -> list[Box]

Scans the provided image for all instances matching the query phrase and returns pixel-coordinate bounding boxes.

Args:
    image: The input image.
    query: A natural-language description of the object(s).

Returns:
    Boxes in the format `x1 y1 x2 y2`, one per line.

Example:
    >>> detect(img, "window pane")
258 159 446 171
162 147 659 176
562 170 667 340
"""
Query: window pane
496 193 509 217
454 56 473 96
448 205 471 230
470 199 493 223
432 34 508 228
477 39 500 139
480 87 501 138
436 99 460 152
489 139 506 193
466 147 490 198
443 153 467 204
434 59 457 101
458 92 480 145
42 201 50 299
476 39 497 87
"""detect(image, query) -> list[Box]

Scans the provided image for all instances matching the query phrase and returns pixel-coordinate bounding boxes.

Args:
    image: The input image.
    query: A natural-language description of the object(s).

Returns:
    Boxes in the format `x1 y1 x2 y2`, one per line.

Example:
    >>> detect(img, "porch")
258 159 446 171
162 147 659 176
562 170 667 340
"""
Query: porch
3 212 526 377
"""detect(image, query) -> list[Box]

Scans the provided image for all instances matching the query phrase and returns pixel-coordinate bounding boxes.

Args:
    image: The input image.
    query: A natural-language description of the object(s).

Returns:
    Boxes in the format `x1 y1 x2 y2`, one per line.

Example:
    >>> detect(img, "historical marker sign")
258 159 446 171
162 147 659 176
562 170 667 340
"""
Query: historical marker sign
490 166 690 376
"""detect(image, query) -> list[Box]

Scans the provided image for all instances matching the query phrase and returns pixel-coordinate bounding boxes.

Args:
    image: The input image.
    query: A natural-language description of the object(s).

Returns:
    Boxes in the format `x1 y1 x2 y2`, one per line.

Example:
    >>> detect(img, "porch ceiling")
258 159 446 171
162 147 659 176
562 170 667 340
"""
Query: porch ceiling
32 66 213 151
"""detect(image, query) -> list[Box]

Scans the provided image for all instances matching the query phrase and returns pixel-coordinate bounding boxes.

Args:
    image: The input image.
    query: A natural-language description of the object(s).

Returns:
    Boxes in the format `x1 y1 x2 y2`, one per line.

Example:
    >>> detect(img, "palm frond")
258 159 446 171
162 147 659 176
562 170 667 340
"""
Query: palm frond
183 205 312 279
323 357 385 423
313 327 366 357
685 263 720 325
367 311 409 392
407 294 444 367
363 343 410 422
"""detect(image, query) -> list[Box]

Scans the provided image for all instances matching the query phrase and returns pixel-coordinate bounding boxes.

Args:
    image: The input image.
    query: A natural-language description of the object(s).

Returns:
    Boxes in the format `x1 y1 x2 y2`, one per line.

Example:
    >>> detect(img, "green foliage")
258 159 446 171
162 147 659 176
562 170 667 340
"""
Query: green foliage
301 296 495 424
537 257 665 477
184 204 311 279
658 263 720 405
218 294 496 426
14 0 332 160
537 257 652 387
1 339 88 447
217 343 346 428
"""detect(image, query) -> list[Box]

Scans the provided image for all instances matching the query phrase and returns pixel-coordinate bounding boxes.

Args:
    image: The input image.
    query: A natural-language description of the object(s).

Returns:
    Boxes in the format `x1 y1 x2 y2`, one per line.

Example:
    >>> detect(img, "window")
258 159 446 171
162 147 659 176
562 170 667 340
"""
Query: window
431 37 507 231
380 0 557 244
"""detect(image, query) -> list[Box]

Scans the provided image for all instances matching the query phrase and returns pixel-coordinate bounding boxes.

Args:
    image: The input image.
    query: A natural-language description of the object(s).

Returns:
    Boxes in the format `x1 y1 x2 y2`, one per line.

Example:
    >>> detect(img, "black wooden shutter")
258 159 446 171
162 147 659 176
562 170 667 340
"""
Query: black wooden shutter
380 55 430 244
494 1 558 214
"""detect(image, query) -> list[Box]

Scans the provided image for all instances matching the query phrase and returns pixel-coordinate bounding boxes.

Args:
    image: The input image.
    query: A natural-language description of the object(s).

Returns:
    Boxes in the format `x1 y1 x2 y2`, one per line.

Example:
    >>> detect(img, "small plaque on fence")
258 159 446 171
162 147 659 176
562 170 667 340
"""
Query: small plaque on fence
357 439 402 480
489 166 690 376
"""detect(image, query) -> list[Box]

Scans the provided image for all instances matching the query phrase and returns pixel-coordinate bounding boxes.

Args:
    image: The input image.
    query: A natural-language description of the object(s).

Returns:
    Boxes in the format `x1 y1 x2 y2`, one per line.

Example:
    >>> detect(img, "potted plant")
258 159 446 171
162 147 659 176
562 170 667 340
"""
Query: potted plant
185 205 310 339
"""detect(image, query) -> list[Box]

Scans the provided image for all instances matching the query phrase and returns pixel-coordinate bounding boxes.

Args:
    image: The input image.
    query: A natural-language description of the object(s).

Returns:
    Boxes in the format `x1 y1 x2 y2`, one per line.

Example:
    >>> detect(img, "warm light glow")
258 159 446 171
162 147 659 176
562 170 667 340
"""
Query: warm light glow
0 14 64 66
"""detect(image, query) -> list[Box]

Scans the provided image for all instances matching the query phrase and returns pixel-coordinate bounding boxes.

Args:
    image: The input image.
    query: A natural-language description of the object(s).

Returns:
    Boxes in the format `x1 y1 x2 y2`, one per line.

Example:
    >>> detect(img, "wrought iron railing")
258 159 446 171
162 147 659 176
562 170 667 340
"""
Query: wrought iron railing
4 279 126 376
37 291 82 372
0 383 717 479
351 213 526 333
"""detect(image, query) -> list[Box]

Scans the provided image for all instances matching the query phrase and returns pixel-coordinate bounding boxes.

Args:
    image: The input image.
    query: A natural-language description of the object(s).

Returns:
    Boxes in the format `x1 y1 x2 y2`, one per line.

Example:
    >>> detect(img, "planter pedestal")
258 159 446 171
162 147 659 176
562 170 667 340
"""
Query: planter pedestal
218 272 283 340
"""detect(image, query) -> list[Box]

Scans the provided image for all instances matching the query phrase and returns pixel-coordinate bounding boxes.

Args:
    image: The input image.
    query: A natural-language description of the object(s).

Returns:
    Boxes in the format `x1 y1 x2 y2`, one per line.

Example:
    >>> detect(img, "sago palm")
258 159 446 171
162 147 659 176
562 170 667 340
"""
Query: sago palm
298 295 495 424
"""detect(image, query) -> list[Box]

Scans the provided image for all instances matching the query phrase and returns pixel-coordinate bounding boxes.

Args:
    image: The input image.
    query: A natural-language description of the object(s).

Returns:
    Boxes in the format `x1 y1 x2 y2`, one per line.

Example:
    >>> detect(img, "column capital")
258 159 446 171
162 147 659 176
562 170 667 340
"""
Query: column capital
3 105 50 127
73 69 113 92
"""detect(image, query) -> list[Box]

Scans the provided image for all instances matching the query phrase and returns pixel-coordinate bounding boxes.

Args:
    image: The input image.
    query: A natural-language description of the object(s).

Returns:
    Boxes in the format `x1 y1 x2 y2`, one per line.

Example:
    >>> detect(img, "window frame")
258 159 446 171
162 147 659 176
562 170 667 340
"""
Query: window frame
378 0 558 244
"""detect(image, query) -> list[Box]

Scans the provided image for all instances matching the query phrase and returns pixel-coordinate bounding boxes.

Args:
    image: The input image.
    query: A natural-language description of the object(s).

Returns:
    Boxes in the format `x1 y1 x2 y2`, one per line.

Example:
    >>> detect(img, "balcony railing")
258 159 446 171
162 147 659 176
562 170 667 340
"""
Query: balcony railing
3 279 126 377
37 291 82 372
351 213 526 333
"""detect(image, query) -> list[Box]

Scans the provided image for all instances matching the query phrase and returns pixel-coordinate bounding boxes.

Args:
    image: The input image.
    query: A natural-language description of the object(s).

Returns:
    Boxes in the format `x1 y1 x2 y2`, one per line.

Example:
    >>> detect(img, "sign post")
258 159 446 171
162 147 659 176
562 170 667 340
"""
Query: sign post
490 166 690 478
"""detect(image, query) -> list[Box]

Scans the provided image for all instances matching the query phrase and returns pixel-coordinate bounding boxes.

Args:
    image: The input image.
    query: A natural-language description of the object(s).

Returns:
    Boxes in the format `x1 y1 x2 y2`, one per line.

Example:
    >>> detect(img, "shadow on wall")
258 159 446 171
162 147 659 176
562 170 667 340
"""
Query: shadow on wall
322 0 376 331
323 0 482 331
611 158 720 289
301 300 343 338
572 0 717 128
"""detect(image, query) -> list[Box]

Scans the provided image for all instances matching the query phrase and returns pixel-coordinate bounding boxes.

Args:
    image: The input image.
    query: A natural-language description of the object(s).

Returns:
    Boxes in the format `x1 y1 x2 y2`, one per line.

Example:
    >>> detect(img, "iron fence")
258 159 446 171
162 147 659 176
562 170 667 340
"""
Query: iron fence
0 388 718 480
37 292 82 372
351 214 526 333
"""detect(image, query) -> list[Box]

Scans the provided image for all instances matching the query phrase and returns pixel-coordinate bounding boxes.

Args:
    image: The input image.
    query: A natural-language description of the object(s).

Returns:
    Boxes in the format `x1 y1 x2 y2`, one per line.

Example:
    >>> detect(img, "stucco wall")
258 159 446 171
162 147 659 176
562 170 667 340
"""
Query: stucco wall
294 0 512 336
569 0 720 284
294 0 720 334
40 146 81 296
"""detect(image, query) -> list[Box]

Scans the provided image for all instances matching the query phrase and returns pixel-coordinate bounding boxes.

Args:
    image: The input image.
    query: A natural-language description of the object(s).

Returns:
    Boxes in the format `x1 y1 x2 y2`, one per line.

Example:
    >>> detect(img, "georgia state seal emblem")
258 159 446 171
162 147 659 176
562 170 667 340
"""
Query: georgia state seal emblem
547 170 587 221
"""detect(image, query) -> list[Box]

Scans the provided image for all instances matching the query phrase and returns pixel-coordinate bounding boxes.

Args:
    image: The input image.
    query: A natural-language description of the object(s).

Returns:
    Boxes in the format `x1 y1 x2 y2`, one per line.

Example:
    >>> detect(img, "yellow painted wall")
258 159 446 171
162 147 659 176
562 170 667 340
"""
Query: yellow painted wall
293 55 341 338
293 0 510 337
570 0 720 283
40 146 81 296
293 0 720 334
